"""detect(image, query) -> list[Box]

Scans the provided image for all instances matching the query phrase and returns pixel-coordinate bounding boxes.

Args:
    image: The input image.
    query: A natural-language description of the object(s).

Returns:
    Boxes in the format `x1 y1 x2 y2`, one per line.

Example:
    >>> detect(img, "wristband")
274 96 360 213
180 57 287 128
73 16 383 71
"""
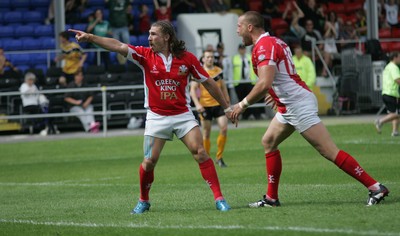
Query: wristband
224 107 233 113
239 97 250 109
242 97 250 107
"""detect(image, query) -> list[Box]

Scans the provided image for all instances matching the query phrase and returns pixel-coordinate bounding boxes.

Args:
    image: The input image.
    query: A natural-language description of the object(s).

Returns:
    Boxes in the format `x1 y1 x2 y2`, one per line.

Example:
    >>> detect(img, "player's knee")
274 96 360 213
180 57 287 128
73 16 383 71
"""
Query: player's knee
193 146 208 162
261 136 276 153
142 158 157 170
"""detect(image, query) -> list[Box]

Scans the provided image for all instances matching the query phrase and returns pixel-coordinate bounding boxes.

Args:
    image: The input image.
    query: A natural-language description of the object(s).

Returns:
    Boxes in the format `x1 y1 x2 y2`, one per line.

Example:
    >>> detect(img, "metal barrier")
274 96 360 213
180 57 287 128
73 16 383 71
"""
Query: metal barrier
0 85 146 137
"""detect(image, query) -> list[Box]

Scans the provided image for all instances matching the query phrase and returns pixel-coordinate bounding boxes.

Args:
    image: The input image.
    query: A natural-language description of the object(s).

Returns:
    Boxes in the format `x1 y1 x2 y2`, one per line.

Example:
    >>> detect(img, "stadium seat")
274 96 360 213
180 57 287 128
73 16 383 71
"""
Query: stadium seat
34 64 48 75
0 26 14 38
22 38 41 50
23 11 43 24
389 42 400 51
392 28 400 38
0 0 11 8
34 25 54 37
3 12 22 24
14 25 35 38
10 54 31 66
137 34 149 46
248 0 262 12
346 2 363 14
88 0 105 7
17 64 31 73
129 35 138 45
108 64 126 73
127 62 142 73
86 65 106 74
379 29 391 38
328 2 346 14
270 18 289 31
46 67 62 77
380 42 391 53
30 0 50 8
40 37 56 49
72 23 87 32
30 53 48 65
11 0 31 9
81 8 94 21
3 39 23 51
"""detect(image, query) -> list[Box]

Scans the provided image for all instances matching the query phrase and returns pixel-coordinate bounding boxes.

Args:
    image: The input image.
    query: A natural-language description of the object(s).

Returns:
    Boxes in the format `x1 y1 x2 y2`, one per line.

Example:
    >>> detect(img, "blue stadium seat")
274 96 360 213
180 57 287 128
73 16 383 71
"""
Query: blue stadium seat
30 0 49 8
103 9 109 20
22 38 41 50
11 0 31 9
0 0 11 8
88 0 105 8
34 25 54 37
30 53 48 65
40 37 56 49
10 54 31 66
3 12 22 24
0 26 14 38
72 23 87 32
23 11 43 24
129 35 138 45
3 39 23 51
81 8 94 21
18 65 31 73
34 64 48 75
137 34 149 46
14 25 35 38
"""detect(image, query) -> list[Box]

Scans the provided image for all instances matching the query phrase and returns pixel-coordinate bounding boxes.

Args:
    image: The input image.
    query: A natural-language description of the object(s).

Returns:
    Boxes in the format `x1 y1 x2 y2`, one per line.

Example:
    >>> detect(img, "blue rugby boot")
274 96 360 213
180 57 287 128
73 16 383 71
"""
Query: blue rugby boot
131 200 151 214
216 199 231 211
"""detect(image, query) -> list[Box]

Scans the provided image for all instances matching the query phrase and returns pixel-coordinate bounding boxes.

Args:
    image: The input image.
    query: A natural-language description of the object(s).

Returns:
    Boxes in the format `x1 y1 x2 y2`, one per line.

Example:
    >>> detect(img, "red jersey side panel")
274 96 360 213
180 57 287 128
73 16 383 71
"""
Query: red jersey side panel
126 45 209 116
252 33 311 113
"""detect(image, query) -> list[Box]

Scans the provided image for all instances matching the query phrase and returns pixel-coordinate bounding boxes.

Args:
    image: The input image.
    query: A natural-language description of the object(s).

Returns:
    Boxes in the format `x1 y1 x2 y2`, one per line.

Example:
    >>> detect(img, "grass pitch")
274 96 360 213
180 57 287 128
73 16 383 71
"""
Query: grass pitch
0 122 399 236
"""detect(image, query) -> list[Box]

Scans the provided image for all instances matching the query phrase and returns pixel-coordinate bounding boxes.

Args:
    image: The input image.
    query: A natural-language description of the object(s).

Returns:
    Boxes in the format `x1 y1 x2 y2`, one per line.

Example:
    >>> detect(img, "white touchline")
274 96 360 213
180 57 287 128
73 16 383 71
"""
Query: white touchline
0 219 398 236
0 182 398 188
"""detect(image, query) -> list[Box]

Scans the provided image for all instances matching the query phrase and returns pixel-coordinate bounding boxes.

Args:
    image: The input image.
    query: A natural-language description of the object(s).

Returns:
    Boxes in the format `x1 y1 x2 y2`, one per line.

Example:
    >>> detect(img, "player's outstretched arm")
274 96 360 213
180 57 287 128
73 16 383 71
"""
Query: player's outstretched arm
69 29 129 57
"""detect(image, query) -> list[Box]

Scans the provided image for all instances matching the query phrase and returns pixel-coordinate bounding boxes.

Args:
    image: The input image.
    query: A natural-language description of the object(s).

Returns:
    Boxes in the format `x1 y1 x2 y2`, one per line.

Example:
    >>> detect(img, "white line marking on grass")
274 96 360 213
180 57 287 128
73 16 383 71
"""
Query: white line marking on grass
0 219 398 236
0 182 397 188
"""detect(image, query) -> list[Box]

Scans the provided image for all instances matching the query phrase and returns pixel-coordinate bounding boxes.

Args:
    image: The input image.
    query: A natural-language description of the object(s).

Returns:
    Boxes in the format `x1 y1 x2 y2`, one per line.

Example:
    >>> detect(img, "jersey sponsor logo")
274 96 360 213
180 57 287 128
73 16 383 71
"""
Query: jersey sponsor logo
258 45 266 53
150 65 159 74
178 65 188 76
155 79 181 100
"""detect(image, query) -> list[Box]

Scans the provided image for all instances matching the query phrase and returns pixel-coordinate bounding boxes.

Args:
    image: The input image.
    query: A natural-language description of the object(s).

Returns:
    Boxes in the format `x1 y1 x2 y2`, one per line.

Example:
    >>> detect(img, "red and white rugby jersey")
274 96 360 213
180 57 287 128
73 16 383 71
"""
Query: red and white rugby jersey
252 33 311 113
126 45 209 116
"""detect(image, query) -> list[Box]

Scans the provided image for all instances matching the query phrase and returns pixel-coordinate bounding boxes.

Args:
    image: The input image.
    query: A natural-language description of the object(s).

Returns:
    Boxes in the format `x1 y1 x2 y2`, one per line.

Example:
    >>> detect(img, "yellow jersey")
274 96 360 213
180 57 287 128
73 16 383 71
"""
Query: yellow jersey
199 66 223 107
61 41 84 74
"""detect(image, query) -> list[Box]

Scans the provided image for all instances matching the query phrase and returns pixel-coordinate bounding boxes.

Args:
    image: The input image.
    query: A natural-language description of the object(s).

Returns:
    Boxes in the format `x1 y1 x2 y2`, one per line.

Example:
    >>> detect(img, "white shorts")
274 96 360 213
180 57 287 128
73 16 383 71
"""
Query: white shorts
144 110 199 140
275 92 321 133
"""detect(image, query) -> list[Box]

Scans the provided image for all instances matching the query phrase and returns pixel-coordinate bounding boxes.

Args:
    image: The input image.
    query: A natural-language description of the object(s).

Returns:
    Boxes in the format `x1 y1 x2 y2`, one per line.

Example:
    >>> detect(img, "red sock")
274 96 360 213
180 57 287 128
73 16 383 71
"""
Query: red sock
139 164 154 202
334 150 377 188
199 158 223 200
265 150 282 200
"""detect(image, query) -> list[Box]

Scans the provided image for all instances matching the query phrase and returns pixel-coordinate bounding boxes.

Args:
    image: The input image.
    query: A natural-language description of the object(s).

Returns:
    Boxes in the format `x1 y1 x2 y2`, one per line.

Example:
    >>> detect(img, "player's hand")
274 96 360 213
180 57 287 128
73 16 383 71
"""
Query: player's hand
69 29 91 43
231 103 246 127
265 94 277 110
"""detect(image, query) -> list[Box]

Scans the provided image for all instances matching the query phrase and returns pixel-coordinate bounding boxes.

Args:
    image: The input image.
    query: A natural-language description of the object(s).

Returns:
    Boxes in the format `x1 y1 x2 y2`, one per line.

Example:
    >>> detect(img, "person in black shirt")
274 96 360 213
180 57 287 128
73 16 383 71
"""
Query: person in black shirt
64 70 100 133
